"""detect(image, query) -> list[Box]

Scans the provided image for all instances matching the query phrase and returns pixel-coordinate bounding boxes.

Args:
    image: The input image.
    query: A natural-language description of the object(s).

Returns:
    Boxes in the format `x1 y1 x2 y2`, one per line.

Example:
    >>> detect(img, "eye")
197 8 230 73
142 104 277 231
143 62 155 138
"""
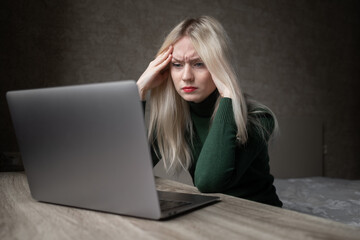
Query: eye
172 62 182 68
194 62 205 68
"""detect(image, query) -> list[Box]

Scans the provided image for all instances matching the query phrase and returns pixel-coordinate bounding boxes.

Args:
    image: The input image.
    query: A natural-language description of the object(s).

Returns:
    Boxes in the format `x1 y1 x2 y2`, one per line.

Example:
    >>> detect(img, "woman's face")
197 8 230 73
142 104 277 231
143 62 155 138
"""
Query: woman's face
170 36 216 103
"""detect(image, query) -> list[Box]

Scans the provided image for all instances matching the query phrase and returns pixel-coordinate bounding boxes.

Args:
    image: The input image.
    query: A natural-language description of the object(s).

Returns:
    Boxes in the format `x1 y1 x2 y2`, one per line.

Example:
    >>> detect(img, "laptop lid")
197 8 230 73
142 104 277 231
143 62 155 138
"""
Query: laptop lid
7 80 220 220
7 81 163 219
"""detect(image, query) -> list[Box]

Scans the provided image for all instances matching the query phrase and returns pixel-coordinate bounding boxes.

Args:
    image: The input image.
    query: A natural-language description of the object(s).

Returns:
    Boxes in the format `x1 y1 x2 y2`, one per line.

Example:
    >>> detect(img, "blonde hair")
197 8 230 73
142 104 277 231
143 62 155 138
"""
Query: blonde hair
148 16 277 174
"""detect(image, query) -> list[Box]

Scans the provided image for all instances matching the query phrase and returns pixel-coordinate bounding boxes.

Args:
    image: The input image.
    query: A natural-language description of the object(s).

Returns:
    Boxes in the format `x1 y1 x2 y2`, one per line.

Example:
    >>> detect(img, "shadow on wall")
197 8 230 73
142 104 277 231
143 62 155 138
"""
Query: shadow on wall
2 2 72 155
268 116 323 179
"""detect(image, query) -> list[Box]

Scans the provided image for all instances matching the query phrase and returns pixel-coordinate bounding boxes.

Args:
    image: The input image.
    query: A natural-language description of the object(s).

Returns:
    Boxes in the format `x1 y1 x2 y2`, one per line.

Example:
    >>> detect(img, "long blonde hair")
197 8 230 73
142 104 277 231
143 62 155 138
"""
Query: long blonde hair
148 16 277 174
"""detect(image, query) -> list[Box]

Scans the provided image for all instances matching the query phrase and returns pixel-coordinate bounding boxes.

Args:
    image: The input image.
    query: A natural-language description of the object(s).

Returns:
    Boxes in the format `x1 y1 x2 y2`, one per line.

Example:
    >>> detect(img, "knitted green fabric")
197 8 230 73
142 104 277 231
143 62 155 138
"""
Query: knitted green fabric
148 91 282 207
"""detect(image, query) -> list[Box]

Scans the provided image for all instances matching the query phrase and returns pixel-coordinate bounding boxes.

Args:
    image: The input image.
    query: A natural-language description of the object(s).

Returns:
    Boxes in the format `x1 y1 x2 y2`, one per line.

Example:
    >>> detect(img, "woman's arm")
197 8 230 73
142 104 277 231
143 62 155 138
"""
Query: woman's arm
141 101 161 167
194 98 270 193
138 47 173 165
137 46 173 100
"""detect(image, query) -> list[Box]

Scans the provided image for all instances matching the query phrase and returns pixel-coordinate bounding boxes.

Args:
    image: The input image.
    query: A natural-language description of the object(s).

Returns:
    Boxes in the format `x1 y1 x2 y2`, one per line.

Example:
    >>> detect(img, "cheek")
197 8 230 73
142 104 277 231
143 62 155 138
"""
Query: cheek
200 73 216 89
170 70 181 86
206 81 217 94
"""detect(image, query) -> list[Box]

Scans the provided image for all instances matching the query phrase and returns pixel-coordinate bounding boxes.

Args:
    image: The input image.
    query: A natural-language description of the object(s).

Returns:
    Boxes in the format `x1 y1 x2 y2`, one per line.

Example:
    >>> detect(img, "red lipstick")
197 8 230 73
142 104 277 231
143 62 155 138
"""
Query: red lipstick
182 87 197 93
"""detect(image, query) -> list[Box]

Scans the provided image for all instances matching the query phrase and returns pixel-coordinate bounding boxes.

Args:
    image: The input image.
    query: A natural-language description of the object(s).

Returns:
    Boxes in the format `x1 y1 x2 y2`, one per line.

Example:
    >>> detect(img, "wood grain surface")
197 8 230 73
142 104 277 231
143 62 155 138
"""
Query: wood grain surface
1 172 359 240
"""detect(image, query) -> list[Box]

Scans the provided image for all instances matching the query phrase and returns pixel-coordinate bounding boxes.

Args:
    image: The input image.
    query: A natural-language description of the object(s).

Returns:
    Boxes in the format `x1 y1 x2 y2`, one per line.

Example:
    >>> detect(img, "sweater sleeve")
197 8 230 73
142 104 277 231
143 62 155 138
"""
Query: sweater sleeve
193 98 270 193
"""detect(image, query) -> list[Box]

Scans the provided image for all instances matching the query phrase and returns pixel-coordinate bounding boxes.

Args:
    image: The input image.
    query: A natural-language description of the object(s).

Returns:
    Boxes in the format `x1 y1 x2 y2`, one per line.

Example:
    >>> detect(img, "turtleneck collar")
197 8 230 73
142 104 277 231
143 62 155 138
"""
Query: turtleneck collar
188 90 219 118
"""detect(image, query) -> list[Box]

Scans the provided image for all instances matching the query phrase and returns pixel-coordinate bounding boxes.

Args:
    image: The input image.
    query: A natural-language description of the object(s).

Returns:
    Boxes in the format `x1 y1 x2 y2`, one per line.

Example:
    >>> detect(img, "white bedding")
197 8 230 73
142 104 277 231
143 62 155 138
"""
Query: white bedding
274 177 360 227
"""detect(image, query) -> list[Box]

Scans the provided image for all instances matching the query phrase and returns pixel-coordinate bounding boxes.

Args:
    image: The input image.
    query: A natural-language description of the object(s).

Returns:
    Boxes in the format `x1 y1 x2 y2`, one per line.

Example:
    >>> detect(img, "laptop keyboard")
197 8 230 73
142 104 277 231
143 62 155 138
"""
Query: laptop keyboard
159 199 191 211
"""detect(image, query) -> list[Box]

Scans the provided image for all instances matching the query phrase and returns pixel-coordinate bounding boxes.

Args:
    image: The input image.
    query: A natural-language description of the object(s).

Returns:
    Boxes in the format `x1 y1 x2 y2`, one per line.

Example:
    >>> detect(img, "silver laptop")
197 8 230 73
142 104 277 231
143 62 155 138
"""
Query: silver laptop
6 80 220 220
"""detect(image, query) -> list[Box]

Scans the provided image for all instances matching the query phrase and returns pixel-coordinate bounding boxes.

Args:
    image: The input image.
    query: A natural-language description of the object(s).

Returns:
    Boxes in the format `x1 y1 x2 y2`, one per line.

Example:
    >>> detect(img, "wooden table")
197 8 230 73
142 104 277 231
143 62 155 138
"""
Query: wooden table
1 172 359 240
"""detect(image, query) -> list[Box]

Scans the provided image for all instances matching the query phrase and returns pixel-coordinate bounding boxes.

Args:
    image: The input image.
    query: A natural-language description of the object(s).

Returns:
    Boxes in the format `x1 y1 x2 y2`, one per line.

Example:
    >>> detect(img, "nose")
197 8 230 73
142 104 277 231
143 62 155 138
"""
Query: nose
182 64 194 82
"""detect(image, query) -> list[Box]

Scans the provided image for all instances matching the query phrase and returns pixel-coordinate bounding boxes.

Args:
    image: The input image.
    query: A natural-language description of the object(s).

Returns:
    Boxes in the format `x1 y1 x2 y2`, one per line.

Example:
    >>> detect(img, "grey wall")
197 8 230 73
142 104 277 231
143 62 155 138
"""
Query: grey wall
2 0 359 179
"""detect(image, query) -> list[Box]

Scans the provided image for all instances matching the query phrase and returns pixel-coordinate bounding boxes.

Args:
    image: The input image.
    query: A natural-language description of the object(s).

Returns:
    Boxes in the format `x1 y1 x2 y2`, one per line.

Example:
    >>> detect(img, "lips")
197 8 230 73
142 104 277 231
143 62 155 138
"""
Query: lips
182 86 198 93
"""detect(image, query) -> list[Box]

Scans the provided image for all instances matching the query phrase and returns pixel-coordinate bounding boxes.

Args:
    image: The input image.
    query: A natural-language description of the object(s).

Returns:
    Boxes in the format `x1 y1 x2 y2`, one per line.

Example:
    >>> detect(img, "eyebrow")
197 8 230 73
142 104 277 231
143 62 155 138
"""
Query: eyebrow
172 57 203 63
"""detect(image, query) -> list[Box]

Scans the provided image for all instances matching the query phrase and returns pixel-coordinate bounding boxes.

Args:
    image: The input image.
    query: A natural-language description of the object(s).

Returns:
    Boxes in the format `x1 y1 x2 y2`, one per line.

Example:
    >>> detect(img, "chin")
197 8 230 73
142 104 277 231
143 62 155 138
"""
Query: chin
181 95 203 103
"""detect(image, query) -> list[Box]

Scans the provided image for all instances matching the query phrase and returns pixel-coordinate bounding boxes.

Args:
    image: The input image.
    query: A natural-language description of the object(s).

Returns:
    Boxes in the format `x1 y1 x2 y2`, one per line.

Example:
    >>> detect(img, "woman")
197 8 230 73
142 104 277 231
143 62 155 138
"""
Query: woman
137 16 282 207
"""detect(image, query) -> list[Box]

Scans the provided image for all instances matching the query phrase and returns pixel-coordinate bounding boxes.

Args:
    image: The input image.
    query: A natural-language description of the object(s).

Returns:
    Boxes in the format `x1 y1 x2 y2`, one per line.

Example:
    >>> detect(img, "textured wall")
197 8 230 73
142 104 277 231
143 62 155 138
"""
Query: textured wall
2 0 359 178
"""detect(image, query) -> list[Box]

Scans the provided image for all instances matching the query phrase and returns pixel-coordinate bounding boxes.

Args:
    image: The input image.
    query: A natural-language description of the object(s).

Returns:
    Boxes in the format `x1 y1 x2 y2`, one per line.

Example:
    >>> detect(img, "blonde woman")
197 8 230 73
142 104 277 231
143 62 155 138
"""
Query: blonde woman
137 16 282 207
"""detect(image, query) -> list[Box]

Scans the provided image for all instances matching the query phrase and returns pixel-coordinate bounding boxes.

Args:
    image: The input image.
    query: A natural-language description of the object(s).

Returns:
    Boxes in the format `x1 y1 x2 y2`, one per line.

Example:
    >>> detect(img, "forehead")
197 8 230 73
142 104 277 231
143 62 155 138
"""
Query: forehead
172 36 199 60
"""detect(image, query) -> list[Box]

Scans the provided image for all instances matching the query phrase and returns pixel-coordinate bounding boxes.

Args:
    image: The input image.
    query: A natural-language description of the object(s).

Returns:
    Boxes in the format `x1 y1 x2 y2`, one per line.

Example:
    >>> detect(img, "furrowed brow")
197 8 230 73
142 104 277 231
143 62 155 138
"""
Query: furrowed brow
190 58 203 63
172 57 183 62
172 57 202 63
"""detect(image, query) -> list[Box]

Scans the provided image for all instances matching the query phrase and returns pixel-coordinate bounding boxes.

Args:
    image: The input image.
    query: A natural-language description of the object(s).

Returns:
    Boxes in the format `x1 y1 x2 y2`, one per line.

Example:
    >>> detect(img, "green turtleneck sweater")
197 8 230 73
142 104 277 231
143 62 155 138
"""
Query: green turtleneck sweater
146 91 282 207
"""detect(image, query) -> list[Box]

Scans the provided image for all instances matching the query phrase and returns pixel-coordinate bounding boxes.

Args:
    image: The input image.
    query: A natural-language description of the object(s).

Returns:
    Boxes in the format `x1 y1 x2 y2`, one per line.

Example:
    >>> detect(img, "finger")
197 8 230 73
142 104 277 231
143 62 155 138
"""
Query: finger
155 47 172 64
152 46 173 66
164 45 173 54
159 53 172 69
211 75 231 98
153 53 172 74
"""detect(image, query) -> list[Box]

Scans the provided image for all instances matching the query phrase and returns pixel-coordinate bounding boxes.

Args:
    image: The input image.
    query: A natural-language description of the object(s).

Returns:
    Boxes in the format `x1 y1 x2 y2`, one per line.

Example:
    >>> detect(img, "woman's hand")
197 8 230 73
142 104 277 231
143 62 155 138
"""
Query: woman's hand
137 46 173 100
211 74 232 99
